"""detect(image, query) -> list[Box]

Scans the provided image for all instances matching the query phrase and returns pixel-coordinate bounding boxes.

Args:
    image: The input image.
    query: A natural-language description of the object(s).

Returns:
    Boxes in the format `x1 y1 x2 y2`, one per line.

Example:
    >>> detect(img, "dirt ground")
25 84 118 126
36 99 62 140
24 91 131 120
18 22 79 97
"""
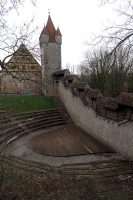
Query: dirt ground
0 164 133 200
28 124 114 156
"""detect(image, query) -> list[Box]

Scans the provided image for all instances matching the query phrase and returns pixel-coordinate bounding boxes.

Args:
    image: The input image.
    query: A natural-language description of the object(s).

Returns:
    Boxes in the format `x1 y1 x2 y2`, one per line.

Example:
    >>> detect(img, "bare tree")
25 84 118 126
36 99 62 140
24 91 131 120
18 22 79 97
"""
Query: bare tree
0 0 36 27
0 0 39 68
99 0 117 5
0 0 39 193
0 0 41 92
79 46 132 96
65 63 76 74
96 0 133 55
79 0 133 96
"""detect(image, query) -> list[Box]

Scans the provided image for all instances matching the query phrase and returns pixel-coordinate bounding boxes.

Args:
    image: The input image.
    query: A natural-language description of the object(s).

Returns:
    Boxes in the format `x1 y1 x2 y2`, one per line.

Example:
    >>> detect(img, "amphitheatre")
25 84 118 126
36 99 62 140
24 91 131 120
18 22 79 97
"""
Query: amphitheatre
0 14 133 199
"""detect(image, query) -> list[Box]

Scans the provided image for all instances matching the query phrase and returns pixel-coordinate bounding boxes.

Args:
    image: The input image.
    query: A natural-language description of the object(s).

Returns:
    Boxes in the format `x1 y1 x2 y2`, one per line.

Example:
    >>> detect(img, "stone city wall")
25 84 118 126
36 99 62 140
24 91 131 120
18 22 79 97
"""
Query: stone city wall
58 82 133 160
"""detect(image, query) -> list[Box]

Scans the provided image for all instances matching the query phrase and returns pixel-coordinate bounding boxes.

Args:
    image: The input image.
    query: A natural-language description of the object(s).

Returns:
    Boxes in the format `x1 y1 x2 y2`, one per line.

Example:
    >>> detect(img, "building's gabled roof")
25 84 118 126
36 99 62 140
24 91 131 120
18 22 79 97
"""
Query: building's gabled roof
14 43 30 56
40 15 62 42
4 43 41 70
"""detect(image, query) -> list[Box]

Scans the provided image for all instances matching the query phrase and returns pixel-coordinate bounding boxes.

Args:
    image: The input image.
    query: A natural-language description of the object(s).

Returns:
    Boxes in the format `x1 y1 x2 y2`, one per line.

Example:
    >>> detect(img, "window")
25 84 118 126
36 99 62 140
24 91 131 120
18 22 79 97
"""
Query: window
31 66 35 70
10 65 17 70
22 65 26 70
26 57 31 62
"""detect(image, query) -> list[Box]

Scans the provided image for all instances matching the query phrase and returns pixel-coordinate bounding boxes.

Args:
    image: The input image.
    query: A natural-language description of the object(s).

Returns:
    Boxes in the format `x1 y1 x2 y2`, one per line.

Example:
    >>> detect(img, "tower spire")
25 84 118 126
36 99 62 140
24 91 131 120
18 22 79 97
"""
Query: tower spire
39 14 62 95
45 14 56 42
56 26 62 36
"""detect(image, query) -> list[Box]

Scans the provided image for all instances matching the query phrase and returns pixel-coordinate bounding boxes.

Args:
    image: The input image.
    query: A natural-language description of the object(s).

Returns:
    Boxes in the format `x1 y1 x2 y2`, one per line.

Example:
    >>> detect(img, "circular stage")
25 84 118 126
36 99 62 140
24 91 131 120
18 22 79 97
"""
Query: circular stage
27 124 113 157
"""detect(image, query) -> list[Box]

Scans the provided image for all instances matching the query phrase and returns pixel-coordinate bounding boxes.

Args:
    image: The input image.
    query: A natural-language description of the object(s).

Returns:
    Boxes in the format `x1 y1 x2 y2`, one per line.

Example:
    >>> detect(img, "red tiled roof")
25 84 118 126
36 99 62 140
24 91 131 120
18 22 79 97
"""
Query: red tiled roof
41 25 49 35
46 15 56 42
56 27 62 36
40 15 62 42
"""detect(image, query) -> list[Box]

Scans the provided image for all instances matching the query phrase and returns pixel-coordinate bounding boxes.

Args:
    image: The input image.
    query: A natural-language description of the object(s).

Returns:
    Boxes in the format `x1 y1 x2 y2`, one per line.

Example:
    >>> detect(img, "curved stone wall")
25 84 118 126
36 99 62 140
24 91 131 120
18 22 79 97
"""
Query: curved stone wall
58 82 133 160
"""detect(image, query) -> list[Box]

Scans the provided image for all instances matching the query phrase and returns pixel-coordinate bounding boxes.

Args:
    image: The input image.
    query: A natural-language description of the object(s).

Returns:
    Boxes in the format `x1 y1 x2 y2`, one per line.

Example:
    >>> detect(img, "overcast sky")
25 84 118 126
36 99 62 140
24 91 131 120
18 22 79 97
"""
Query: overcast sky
8 0 122 69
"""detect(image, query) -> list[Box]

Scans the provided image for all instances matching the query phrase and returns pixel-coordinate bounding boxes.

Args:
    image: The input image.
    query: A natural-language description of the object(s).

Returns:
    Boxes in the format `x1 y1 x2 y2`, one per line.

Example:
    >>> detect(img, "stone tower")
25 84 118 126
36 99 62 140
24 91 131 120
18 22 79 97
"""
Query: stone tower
39 14 62 96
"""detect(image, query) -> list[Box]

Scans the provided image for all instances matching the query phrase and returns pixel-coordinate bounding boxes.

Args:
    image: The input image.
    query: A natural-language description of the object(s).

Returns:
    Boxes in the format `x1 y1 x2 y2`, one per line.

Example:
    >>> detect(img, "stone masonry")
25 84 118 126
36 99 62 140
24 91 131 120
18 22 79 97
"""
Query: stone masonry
39 15 62 96
57 81 133 160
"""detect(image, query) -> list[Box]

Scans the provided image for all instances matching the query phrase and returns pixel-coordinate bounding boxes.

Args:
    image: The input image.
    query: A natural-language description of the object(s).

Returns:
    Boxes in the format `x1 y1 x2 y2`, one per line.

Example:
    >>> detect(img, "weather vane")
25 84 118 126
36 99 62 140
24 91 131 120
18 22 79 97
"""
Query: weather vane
48 9 50 15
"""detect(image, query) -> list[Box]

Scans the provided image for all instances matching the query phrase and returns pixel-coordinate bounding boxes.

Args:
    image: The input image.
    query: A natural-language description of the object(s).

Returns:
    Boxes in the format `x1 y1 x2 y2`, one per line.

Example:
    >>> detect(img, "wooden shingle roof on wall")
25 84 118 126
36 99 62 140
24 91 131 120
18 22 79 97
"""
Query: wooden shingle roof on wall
52 68 133 111
97 96 119 110
64 75 79 81
85 88 103 99
72 82 88 90
53 69 70 76
117 92 133 107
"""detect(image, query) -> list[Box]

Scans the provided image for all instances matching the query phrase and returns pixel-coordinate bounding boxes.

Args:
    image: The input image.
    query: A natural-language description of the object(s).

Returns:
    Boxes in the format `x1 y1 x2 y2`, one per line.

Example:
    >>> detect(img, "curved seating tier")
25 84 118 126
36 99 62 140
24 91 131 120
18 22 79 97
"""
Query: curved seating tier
0 109 66 147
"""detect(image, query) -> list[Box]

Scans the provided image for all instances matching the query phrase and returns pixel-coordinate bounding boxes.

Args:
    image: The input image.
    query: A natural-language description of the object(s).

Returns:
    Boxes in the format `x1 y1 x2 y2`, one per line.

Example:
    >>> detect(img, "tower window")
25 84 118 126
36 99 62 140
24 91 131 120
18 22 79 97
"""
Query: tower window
22 65 26 70
31 66 35 70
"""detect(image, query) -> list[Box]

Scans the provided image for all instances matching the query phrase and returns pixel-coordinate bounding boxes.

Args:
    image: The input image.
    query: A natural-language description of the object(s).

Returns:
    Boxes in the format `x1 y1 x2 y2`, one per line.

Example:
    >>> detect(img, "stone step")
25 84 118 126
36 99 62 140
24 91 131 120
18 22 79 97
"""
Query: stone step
1 157 49 174
15 112 64 123
59 162 133 177
0 118 11 125
59 168 133 178
13 111 63 122
60 164 132 173
13 109 60 119
0 113 65 134
6 120 65 144
26 118 65 129
0 127 25 145
1 155 133 178
0 155 50 174
60 160 131 169
53 97 71 121
0 113 64 132
0 113 8 120
0 116 65 137
59 160 133 177
24 115 65 127
0 124 24 136
0 121 21 132
4 155 50 169
0 119 66 145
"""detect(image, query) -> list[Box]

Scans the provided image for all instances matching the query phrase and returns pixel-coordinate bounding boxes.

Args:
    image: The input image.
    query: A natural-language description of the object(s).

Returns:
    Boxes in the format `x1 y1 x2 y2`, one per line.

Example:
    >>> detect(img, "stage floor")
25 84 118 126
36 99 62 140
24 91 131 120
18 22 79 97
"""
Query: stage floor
27 124 114 157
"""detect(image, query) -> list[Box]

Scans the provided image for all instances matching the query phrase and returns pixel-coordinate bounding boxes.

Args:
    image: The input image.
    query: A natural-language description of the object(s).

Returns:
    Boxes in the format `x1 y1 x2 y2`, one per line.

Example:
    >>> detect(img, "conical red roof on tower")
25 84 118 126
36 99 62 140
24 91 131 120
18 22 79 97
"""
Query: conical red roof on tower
40 15 61 42
56 27 62 36
46 15 56 42
41 25 49 35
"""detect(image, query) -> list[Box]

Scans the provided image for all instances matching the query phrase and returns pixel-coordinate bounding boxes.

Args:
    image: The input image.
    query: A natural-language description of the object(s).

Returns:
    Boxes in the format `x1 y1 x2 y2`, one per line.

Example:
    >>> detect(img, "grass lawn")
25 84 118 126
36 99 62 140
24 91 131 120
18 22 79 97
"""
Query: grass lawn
0 95 55 114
